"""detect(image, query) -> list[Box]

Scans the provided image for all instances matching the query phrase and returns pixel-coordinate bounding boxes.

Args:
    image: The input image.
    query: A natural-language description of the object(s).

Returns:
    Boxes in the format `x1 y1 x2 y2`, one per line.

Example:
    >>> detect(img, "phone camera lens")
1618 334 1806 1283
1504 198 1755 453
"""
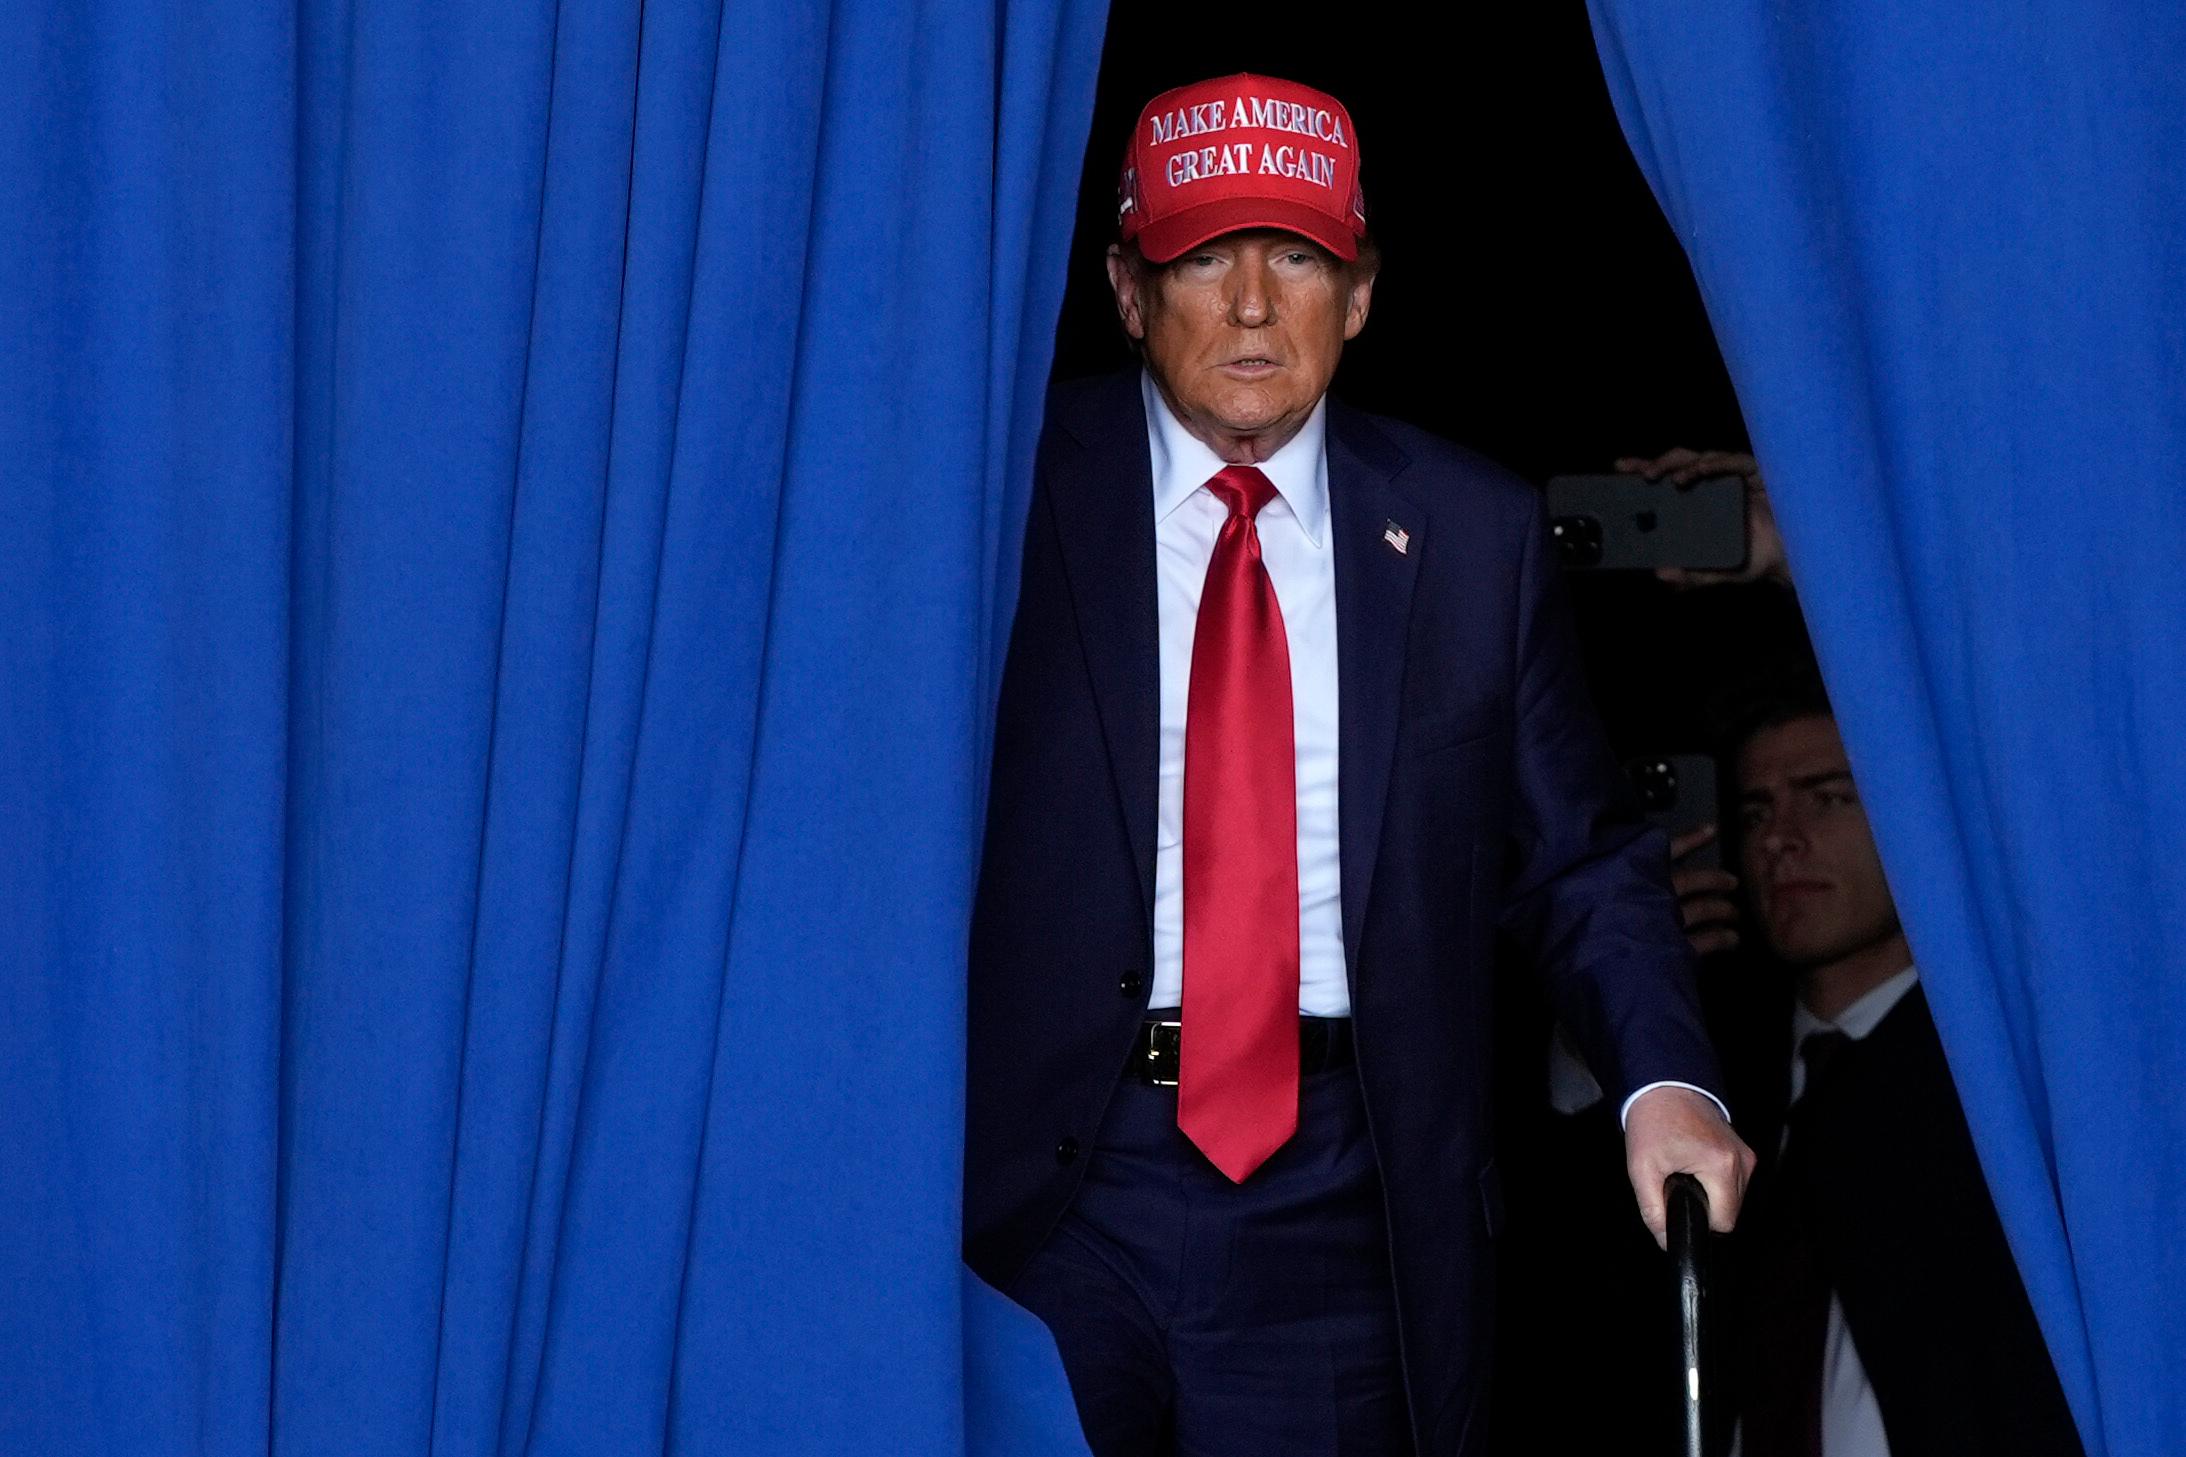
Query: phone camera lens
1551 514 1603 568
1625 757 1679 813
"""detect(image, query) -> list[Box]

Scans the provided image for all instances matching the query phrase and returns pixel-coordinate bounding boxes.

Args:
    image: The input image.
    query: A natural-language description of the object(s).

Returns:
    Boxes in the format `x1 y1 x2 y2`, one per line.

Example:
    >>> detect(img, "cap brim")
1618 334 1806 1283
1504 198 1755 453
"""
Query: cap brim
1134 196 1360 264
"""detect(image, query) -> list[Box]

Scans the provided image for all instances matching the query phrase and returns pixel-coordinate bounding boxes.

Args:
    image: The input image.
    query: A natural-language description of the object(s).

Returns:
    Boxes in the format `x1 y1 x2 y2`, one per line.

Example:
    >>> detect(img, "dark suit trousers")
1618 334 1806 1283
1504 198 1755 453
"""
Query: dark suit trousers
1009 1062 1414 1457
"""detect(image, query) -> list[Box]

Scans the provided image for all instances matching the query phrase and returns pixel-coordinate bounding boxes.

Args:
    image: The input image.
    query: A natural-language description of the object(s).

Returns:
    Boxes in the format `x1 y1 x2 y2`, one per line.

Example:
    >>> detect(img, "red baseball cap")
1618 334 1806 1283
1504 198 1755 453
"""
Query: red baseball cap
1117 73 1367 263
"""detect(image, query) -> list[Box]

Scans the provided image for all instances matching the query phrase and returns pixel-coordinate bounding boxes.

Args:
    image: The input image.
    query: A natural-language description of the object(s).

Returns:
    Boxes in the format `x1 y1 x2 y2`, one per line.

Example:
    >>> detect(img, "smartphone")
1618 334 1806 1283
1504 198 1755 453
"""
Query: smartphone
1544 473 1746 572
1624 752 1720 870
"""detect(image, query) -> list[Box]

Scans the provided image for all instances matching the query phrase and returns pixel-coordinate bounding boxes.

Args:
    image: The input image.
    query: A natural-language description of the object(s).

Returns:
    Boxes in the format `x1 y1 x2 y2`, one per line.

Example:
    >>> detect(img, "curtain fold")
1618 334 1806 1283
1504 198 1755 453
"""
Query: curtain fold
0 1 1106 1453
1583 7 2185 1455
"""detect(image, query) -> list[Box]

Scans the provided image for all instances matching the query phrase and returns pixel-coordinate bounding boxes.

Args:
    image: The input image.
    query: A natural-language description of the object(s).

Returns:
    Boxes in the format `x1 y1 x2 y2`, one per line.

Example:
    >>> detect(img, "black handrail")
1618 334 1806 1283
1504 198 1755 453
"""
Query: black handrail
1667 1172 1710 1457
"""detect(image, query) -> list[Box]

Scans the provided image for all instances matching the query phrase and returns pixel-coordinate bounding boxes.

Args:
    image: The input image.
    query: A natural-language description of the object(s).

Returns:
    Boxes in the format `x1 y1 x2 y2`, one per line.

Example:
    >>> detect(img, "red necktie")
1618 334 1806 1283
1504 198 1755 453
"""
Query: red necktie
1178 465 1299 1184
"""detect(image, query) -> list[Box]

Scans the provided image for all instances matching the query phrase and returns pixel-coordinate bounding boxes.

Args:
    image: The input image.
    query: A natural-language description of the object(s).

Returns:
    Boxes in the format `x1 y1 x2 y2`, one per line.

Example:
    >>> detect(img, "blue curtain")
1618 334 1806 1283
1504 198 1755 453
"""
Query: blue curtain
0 0 1105 1452
1585 7 2184 1455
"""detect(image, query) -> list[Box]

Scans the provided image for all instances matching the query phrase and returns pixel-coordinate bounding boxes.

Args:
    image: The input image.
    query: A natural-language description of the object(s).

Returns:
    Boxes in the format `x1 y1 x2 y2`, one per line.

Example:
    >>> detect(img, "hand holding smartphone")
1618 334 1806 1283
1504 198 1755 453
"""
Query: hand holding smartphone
1546 472 1749 573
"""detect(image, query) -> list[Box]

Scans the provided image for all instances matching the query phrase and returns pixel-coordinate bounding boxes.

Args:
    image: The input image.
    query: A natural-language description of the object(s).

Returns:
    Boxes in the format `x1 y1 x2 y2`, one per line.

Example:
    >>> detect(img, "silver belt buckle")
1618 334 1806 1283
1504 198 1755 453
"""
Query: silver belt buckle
1143 1019 1182 1087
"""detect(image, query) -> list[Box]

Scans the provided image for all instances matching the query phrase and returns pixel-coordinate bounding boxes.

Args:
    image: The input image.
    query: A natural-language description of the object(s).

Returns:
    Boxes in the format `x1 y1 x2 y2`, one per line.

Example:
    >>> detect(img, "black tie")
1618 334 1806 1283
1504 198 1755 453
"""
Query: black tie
1740 1028 1854 1457
1796 1029 1851 1109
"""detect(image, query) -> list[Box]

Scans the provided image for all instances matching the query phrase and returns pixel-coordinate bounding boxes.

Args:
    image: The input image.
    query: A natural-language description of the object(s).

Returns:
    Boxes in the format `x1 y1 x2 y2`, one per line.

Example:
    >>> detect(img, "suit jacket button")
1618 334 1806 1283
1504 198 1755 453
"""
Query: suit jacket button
1055 1137 1080 1166
1119 970 1146 998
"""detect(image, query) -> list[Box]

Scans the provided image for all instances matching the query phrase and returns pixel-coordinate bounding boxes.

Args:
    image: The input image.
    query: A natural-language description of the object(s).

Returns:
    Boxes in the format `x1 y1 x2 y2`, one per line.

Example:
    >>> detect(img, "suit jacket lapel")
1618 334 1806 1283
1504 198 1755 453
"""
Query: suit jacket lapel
1328 401 1420 976
1046 374 1161 930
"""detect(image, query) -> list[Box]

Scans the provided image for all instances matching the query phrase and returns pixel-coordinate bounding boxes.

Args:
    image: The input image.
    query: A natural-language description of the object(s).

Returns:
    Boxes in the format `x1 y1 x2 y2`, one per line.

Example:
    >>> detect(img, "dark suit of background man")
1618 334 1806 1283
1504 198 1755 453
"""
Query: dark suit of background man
963 73 1756 1457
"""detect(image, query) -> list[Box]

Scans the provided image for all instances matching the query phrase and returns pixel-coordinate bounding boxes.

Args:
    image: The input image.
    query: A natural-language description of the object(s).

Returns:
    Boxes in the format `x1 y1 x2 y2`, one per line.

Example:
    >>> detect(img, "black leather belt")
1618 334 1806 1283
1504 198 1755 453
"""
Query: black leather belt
1127 1015 1356 1087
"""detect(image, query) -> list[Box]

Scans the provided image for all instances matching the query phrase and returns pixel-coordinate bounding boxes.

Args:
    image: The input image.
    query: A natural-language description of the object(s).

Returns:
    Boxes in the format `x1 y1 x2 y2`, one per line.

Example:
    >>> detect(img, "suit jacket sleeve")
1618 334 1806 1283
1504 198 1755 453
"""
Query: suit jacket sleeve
1495 491 1724 1109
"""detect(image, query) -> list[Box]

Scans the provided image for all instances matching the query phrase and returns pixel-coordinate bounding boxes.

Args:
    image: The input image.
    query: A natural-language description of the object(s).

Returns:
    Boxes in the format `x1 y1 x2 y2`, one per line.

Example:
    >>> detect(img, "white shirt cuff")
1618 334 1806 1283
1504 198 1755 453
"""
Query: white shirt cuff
1618 1079 1732 1129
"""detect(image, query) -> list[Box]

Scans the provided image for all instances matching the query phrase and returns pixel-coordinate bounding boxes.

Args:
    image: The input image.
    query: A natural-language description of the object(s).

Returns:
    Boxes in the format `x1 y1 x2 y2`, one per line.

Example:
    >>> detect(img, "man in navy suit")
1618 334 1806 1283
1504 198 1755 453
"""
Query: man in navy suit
964 73 1755 1457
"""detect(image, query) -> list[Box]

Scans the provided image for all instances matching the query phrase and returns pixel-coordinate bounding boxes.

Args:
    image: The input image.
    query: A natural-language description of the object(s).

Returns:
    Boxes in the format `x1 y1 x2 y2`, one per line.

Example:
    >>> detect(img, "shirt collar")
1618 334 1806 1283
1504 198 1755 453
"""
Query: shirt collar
1141 370 1329 548
1791 963 1921 1045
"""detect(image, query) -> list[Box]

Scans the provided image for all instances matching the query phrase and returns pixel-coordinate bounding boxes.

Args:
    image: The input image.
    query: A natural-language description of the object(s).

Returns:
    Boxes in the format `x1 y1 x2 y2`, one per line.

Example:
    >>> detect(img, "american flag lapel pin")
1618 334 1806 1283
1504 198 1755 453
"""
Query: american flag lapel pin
1382 520 1411 556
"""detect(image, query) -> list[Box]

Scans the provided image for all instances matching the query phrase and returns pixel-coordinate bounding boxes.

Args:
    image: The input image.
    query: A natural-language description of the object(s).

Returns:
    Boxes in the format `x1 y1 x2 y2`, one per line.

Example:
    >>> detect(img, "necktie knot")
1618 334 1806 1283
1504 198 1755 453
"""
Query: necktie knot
1798 1028 1851 1096
1206 465 1278 521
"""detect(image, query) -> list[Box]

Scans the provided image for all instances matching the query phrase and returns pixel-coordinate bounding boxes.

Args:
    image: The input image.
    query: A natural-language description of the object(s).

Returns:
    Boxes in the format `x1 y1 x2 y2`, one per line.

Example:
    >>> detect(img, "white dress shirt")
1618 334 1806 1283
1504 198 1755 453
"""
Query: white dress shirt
1144 371 1349 1016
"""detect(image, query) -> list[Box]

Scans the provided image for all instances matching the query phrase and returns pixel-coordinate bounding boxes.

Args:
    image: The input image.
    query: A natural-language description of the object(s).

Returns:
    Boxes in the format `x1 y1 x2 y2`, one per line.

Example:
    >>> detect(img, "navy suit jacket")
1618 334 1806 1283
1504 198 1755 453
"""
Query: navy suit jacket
964 370 1722 1455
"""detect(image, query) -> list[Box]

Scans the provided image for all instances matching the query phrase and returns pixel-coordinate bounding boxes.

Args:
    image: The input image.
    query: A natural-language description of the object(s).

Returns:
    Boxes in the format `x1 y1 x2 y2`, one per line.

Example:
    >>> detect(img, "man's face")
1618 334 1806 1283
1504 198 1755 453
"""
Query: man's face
1736 715 1903 969
1106 230 1374 459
